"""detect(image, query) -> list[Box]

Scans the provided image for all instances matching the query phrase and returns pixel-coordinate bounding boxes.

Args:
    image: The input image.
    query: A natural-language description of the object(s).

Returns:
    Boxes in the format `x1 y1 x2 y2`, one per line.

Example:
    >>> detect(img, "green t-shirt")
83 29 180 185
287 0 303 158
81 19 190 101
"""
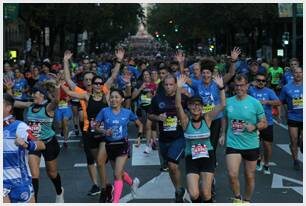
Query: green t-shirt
224 95 265 150
268 67 283 85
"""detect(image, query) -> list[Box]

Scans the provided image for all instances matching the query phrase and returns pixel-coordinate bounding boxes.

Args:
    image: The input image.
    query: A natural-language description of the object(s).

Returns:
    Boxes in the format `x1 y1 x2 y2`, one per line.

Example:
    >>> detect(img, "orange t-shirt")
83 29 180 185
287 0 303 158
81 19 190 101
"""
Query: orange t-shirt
74 85 109 132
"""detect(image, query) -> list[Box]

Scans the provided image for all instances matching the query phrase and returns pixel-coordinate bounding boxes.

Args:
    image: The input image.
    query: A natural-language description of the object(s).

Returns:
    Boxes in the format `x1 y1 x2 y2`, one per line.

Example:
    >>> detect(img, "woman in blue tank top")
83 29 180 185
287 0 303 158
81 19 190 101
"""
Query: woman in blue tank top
176 75 226 203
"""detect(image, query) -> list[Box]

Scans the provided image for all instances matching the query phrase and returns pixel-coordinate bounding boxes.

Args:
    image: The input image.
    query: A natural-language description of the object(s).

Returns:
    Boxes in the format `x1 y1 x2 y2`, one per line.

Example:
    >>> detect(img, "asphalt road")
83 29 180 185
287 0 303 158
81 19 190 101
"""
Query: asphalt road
37 121 303 203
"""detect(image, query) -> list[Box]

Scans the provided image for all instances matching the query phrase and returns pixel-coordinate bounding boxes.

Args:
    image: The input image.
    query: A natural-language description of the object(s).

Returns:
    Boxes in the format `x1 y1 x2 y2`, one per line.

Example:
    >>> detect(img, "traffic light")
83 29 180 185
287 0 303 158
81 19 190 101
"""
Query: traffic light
282 32 289 45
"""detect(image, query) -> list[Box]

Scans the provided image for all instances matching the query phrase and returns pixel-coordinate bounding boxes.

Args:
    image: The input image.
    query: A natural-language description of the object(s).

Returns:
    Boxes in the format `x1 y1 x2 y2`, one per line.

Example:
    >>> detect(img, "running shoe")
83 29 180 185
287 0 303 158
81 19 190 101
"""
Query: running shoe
144 145 152 154
99 188 106 203
175 187 187 203
256 162 263 171
55 133 62 139
232 197 243 203
152 141 158 150
294 160 301 171
87 184 101 196
160 165 169 172
263 165 271 175
131 177 140 198
106 184 114 202
55 187 64 203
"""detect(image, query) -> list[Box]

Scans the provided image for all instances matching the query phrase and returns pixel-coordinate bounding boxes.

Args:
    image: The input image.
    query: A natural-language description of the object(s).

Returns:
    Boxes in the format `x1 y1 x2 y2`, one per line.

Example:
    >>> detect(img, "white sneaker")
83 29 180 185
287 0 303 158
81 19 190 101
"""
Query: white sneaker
144 146 152 154
55 187 64 203
131 177 140 198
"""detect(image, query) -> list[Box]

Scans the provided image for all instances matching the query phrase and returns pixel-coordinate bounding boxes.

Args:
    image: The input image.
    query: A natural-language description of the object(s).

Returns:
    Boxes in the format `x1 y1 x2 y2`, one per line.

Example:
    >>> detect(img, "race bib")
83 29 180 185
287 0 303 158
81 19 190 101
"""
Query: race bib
140 94 151 105
163 116 177 131
292 98 303 110
202 104 214 113
231 119 246 135
29 122 42 137
59 100 68 108
191 143 209 159
14 90 22 98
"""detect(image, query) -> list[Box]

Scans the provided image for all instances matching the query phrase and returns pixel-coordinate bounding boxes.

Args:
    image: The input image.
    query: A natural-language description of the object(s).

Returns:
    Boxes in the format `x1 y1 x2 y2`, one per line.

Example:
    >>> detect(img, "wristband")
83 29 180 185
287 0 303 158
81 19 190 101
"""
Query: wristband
230 59 237 63
26 141 37 152
116 59 122 64
219 86 225 90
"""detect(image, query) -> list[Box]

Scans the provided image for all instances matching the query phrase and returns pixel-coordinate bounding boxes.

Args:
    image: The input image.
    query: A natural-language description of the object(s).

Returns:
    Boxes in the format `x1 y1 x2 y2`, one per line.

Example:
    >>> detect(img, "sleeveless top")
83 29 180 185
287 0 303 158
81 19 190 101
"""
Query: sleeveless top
26 105 55 140
184 118 213 157
86 95 108 131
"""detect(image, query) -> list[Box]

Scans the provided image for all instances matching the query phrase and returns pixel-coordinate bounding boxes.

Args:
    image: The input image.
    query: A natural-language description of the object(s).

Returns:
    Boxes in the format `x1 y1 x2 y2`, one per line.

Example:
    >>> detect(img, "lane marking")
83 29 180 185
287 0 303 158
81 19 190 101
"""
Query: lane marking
132 144 160 166
273 120 288 130
276 144 303 162
271 173 303 196
120 172 175 203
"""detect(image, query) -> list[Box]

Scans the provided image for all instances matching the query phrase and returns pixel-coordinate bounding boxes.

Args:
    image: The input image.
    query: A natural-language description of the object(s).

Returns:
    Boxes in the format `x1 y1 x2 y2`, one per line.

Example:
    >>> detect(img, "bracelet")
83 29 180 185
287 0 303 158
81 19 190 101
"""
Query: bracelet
116 59 122 64
230 59 237 63
219 86 225 90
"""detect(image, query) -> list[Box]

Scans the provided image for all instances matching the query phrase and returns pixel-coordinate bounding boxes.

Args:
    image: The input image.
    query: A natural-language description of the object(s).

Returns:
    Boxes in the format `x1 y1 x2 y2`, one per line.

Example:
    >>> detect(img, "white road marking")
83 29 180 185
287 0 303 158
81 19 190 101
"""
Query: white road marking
132 144 160 166
271 173 303 196
120 172 175 203
276 144 303 162
273 120 288 130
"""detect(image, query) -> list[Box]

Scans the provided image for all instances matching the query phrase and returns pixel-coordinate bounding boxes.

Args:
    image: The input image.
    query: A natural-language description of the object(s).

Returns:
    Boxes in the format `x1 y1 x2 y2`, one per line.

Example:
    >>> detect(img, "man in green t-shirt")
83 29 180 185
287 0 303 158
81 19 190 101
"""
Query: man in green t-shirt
267 58 283 94
219 74 267 203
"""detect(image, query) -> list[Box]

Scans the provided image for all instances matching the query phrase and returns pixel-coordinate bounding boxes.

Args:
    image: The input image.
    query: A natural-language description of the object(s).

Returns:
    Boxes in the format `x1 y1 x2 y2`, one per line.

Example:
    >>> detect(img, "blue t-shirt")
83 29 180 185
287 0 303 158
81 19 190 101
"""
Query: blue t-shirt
97 62 111 79
95 107 138 141
236 60 249 75
128 65 140 79
225 95 265 150
258 66 266 74
13 78 28 101
279 81 303 122
248 86 279 125
282 70 294 86
38 73 51 82
192 80 223 119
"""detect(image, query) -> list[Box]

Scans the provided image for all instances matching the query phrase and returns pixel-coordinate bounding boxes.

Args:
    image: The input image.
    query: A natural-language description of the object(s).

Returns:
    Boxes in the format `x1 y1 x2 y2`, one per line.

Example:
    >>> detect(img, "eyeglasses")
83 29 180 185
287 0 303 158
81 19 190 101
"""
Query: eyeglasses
256 79 266 83
93 82 102 85
235 84 246 87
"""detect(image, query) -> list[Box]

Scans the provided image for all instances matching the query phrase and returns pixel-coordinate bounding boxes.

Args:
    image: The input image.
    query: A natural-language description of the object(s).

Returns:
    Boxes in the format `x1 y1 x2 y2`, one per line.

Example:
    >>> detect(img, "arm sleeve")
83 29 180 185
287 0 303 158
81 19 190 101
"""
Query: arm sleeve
129 110 138 121
95 108 105 122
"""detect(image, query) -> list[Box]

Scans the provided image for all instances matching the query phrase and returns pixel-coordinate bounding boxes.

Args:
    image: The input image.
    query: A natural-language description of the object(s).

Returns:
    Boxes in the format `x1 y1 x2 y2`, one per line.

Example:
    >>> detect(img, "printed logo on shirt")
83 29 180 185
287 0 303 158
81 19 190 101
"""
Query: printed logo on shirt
158 102 166 109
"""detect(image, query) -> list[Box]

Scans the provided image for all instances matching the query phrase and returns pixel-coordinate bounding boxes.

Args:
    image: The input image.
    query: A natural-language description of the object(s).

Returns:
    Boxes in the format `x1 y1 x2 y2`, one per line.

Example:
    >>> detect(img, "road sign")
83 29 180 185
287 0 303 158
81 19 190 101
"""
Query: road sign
4 4 19 20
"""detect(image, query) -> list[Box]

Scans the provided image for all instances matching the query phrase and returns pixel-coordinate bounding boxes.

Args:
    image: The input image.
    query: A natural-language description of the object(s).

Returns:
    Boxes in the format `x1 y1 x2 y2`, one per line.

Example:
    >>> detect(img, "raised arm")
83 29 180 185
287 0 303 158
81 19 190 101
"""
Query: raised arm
60 83 89 100
205 74 226 124
104 47 125 89
63 50 76 90
223 47 240 84
176 75 189 130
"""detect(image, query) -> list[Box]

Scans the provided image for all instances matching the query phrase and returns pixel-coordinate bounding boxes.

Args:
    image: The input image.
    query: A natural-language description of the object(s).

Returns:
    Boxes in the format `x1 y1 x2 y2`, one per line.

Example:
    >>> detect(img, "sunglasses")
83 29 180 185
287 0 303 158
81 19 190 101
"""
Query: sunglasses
93 82 102 85
256 79 266 83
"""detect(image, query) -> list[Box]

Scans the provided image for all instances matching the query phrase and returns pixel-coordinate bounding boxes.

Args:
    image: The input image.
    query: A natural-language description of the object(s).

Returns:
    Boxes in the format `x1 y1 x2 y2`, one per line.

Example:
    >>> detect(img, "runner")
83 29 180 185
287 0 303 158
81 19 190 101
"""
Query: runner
95 88 143 203
219 74 267 203
248 73 281 174
62 48 125 202
3 93 45 203
175 74 225 203
279 67 303 170
12 80 65 203
132 69 158 153
148 74 188 202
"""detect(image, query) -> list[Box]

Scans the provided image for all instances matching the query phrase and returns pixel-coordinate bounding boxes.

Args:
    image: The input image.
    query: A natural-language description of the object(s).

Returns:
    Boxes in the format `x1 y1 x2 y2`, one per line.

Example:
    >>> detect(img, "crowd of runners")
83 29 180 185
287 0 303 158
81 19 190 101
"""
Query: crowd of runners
3 45 303 203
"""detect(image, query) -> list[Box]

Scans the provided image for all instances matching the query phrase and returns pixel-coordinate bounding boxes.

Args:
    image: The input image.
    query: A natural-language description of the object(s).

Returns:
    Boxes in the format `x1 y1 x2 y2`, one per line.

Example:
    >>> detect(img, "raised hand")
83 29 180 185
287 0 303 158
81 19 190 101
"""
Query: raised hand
177 75 187 88
4 77 14 90
63 50 73 61
231 47 241 61
213 74 224 88
175 50 185 64
115 47 125 61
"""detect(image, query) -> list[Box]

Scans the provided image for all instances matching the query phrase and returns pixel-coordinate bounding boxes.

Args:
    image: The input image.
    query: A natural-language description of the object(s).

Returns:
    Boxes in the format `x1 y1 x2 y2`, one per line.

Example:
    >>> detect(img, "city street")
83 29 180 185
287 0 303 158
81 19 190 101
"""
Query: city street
38 121 303 203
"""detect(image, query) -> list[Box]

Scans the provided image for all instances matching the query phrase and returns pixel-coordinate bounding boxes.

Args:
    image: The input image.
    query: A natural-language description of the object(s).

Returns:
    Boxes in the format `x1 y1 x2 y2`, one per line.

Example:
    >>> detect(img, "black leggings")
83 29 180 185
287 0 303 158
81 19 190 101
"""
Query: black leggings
80 121 95 165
